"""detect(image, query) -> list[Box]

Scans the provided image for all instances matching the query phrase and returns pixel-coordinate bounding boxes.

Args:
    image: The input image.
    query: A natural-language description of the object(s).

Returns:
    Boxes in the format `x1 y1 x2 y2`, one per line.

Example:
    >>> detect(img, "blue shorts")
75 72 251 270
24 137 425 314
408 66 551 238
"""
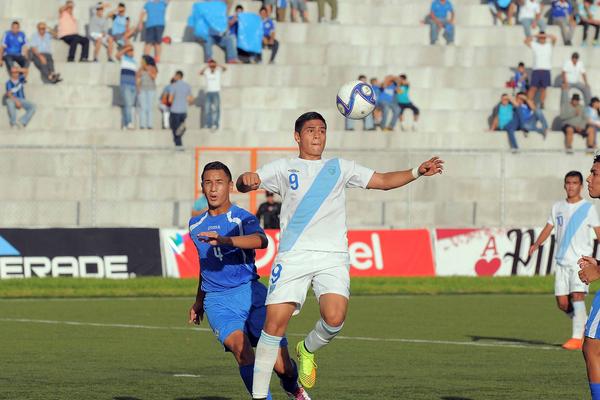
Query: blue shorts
586 292 600 339
204 280 288 350
144 25 164 44
531 70 551 88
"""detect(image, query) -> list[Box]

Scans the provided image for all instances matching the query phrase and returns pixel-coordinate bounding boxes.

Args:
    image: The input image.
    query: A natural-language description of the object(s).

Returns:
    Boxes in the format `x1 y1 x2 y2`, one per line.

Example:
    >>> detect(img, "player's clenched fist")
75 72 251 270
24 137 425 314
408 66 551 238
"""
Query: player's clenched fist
237 172 261 192
188 301 204 325
578 256 600 285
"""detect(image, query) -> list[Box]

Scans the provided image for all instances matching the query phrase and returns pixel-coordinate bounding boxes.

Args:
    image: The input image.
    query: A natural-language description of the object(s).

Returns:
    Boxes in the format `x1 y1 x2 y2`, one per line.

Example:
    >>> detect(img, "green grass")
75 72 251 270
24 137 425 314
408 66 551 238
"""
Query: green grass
0 276 563 298
0 285 593 399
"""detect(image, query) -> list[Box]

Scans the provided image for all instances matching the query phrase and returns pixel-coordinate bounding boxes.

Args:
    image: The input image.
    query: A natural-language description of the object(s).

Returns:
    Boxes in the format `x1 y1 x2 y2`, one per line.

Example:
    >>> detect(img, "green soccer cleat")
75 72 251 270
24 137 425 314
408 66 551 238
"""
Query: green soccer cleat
295 341 318 389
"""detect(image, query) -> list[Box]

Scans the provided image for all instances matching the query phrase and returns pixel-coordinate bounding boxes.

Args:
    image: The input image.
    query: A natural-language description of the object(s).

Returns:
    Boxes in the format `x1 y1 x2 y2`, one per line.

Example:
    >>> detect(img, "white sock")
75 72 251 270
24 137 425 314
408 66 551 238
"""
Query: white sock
573 301 587 339
252 330 281 399
304 318 344 353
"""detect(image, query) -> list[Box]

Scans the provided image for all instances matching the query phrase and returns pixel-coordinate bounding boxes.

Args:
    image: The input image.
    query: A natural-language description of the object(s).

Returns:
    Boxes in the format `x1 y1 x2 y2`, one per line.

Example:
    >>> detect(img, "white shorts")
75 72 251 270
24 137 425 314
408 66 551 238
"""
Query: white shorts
554 264 589 296
265 250 350 316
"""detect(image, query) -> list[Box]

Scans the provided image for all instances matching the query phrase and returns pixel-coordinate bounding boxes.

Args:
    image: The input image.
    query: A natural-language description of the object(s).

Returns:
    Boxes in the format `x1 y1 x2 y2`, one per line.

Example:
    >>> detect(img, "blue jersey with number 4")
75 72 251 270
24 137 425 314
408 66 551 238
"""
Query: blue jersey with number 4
189 205 265 293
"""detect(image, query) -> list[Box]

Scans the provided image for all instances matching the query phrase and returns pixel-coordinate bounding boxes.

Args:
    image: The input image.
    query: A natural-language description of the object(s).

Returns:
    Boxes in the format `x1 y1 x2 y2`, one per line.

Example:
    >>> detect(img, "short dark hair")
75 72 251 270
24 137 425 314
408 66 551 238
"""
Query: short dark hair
358 74 366 80
202 161 232 182
175 70 184 78
118 2 125 7
294 111 327 134
236 4 244 10
399 74 407 80
259 6 267 12
518 62 525 67
517 91 526 96
565 170 583 184
591 97 600 106
11 21 19 26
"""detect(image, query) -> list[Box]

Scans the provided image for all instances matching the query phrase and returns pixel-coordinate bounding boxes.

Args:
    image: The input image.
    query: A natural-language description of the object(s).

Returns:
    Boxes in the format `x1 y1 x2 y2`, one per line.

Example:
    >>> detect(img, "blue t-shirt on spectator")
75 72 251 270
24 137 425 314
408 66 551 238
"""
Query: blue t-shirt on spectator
263 18 275 38
498 104 514 129
2 31 27 56
228 15 238 36
372 84 382 104
431 0 454 20
193 196 209 212
111 15 128 35
551 1 573 18
518 104 533 123
378 83 397 104
6 75 26 100
396 85 411 104
144 0 168 28
514 71 528 91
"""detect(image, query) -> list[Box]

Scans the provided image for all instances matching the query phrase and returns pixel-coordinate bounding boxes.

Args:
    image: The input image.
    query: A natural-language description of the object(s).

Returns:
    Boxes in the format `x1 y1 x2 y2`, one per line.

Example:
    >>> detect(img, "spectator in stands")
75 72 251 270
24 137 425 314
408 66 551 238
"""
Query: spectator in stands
263 0 276 16
560 93 595 153
256 192 282 229
276 0 288 22
579 0 600 47
379 75 400 132
5 67 36 129
191 194 208 217
370 77 383 129
345 75 375 131
108 3 135 49
490 94 520 151
586 97 600 143
137 55 157 129
159 78 174 129
89 3 114 62
515 91 548 137
29 22 62 84
200 59 226 131
58 1 90 62
551 0 576 45
0 21 30 78
317 0 338 23
518 0 546 38
561 52 591 106
194 1 239 64
525 32 556 109
116 44 137 130
397 74 420 131
259 6 279 64
290 0 309 22
428 0 455 45
138 0 169 63
488 0 517 25
513 62 529 92
167 70 194 147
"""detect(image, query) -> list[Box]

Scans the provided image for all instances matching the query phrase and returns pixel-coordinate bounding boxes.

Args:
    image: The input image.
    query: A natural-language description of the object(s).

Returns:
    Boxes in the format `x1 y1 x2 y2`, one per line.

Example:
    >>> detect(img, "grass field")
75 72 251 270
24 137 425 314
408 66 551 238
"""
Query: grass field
0 278 593 399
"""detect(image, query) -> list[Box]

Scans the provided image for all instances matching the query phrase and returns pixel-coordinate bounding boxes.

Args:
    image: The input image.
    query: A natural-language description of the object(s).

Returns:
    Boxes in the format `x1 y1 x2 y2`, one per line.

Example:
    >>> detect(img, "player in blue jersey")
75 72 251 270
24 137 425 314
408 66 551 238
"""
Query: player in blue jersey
188 161 311 400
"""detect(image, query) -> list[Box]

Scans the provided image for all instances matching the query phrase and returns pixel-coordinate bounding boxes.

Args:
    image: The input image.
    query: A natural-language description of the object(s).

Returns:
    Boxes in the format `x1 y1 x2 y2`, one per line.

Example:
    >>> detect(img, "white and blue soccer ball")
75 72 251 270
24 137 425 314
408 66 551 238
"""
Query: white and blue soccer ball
336 80 377 120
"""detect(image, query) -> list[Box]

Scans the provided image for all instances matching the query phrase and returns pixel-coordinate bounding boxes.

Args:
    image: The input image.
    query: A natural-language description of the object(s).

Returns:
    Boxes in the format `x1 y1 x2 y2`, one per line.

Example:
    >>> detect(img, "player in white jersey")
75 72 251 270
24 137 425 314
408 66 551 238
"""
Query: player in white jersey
236 111 444 400
529 170 600 350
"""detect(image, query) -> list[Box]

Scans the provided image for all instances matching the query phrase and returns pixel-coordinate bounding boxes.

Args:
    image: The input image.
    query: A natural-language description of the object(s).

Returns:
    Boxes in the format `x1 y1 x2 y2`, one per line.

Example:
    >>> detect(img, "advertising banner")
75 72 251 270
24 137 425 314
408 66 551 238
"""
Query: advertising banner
161 229 435 278
0 228 162 279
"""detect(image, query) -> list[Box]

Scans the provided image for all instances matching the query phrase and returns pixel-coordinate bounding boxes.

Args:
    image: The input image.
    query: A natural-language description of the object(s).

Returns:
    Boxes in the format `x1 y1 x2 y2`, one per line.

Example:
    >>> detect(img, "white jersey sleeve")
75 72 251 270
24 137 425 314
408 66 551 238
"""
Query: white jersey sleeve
589 204 600 228
548 202 558 226
256 159 283 195
340 159 375 189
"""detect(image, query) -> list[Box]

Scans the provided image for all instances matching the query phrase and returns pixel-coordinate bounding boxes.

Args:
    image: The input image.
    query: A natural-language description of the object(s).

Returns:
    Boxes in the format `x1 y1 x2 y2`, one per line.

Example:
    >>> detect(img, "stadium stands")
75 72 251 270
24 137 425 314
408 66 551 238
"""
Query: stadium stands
0 0 597 228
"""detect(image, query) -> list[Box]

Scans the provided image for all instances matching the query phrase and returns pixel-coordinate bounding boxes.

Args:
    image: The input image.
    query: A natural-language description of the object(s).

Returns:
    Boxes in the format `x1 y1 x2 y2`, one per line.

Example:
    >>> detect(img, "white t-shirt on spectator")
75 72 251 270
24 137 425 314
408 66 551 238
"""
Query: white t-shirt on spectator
563 59 586 84
531 41 553 70
204 68 222 93
519 0 541 20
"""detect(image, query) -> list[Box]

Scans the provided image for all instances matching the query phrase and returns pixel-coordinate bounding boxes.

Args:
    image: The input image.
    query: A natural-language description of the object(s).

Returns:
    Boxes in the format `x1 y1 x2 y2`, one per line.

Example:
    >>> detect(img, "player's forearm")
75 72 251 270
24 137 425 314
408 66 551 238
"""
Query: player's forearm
534 225 553 246
195 281 205 303
368 170 415 191
223 233 268 250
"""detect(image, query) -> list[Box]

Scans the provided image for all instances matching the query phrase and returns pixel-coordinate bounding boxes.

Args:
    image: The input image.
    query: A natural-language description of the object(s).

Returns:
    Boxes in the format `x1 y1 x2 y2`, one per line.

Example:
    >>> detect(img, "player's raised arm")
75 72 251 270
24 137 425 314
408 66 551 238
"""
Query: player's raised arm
529 223 554 256
236 172 261 193
198 231 268 249
366 156 444 191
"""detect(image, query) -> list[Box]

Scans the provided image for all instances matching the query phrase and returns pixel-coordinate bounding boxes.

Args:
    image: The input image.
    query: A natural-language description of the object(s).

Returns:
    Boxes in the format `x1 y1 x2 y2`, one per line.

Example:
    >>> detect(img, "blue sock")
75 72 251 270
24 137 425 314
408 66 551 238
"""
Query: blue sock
277 359 299 394
239 365 272 400
591 383 600 400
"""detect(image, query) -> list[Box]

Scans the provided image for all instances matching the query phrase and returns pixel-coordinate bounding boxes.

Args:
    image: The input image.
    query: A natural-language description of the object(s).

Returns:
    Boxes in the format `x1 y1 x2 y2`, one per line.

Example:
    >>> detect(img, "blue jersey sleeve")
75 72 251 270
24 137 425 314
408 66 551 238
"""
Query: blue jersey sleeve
242 213 265 236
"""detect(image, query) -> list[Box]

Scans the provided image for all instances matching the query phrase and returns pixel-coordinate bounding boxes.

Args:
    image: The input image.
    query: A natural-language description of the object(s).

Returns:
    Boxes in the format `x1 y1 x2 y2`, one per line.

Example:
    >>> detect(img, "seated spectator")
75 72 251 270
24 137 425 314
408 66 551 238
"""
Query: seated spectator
5 67 36 129
525 32 556 109
138 0 169 63
259 6 279 64
515 91 548 137
89 3 114 62
551 0 576 45
397 74 420 131
586 97 600 145
428 0 455 45
256 192 281 229
108 3 135 49
190 0 239 64
490 94 520 152
200 59 226 130
58 1 90 62
512 62 529 93
579 0 600 47
167 71 194 147
378 75 400 132
159 78 175 129
561 52 591 106
560 93 595 153
290 0 309 22
0 21 30 78
370 77 383 129
518 0 546 38
136 55 158 129
29 22 61 84
345 75 375 131
317 0 338 23
116 44 137 130
488 0 517 25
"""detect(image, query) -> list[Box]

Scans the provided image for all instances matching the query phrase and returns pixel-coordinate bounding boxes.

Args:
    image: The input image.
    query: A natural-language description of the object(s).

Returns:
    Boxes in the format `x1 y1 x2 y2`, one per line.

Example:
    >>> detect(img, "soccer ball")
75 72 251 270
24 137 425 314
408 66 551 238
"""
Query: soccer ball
336 80 377 120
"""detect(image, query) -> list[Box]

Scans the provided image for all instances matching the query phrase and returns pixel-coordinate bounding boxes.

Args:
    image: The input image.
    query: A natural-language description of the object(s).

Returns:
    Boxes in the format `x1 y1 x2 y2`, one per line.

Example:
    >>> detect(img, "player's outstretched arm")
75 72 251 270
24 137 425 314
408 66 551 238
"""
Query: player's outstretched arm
236 172 261 193
578 256 600 284
528 223 554 256
367 156 444 191
198 231 268 249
